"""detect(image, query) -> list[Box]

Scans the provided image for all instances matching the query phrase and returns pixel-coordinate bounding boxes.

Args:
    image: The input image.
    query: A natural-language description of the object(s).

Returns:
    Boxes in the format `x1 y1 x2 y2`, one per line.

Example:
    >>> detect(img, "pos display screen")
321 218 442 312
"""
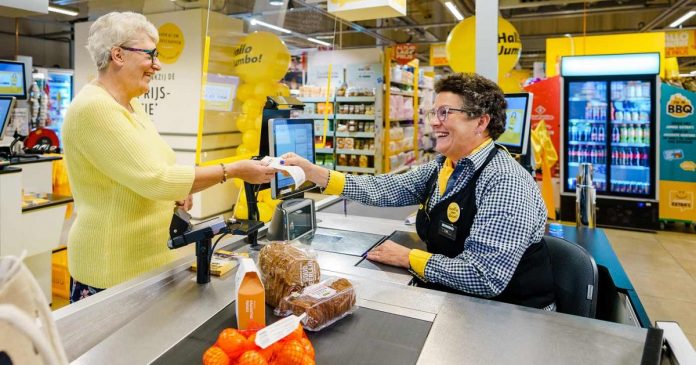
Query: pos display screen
497 92 533 155
0 96 16 142
268 118 316 199
0 60 26 100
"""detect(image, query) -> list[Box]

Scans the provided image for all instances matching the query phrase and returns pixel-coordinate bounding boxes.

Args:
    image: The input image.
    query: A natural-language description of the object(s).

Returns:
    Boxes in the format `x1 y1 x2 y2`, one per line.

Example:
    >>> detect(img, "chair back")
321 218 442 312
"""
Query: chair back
545 235 598 318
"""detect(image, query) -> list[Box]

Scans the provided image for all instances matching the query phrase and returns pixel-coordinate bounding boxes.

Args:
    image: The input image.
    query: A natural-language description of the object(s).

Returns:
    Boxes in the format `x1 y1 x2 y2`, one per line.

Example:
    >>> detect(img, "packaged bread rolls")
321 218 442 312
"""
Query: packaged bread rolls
258 242 321 307
275 277 357 331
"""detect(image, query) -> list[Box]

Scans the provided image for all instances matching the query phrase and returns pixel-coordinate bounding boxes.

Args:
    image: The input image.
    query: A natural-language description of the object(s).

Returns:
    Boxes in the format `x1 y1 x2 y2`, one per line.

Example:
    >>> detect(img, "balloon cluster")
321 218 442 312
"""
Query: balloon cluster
231 31 292 221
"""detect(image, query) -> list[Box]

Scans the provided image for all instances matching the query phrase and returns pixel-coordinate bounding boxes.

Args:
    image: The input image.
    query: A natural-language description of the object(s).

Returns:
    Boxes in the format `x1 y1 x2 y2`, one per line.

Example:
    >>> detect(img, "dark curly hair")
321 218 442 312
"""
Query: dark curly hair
434 73 507 140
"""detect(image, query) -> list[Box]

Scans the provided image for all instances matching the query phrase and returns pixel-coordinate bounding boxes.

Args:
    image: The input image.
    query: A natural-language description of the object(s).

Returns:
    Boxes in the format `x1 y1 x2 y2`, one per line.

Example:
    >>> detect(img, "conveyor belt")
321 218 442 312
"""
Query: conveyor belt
153 303 432 365
309 227 385 256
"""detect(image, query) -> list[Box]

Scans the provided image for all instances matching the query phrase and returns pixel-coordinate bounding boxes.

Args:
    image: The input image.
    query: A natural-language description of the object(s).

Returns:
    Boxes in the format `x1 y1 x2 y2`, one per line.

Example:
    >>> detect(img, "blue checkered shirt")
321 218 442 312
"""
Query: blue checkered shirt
342 142 548 298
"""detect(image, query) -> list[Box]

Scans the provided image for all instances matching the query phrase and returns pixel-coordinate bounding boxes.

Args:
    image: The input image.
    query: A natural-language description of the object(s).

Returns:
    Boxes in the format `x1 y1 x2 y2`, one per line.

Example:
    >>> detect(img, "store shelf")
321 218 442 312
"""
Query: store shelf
418 84 433 90
336 96 376 102
299 97 332 103
569 97 605 102
391 90 414 97
389 117 414 122
614 97 651 102
568 141 605 145
299 114 333 120
569 119 607 123
336 149 375 156
612 142 650 147
335 132 375 138
611 165 650 170
390 80 414 88
611 121 651 125
336 166 376 173
316 148 334 154
335 114 375 120
389 164 412 174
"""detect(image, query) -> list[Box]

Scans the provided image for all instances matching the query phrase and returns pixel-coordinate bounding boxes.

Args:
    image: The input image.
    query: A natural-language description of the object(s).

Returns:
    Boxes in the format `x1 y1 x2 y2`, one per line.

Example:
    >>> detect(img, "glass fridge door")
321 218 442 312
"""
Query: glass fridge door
608 80 651 196
566 80 608 193
47 71 73 143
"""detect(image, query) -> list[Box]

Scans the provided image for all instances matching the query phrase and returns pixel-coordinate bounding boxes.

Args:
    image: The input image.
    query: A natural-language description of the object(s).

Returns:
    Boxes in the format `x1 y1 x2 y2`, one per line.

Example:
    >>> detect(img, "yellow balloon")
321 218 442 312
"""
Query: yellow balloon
498 73 523 93
258 202 275 222
258 189 271 202
253 115 262 131
254 81 275 99
236 83 254 102
235 115 249 132
232 178 243 188
267 198 281 207
236 144 250 156
242 98 264 116
234 201 248 219
446 17 521 74
275 83 291 97
242 130 260 149
233 31 291 84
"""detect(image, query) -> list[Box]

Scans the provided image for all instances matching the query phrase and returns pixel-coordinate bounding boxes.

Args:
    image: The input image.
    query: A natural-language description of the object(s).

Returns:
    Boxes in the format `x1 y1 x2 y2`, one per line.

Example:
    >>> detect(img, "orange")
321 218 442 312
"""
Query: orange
284 324 306 342
237 350 269 365
275 340 306 365
203 346 230 365
299 338 314 359
217 328 251 360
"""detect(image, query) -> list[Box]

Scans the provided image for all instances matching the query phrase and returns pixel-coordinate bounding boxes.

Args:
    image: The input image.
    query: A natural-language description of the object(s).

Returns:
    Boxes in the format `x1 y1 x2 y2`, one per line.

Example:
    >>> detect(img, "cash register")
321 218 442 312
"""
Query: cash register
0 96 17 167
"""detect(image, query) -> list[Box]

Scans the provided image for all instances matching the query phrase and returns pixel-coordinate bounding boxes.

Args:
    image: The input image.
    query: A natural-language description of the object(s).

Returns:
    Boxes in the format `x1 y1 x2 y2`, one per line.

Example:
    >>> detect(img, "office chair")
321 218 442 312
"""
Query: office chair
545 235 599 318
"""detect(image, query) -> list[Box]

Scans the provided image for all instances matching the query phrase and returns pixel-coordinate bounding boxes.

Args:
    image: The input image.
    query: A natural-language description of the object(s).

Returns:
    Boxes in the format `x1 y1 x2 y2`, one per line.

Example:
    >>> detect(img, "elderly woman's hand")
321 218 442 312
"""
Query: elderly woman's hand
175 194 193 211
230 160 277 185
281 152 330 187
366 240 411 268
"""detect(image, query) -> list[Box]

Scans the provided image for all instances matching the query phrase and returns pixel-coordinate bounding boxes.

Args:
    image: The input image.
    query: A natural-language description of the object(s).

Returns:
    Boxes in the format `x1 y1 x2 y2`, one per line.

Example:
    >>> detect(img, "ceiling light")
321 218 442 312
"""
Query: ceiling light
307 37 331 47
269 0 284 5
444 2 464 21
315 35 335 39
669 10 696 28
249 19 292 34
48 5 78 16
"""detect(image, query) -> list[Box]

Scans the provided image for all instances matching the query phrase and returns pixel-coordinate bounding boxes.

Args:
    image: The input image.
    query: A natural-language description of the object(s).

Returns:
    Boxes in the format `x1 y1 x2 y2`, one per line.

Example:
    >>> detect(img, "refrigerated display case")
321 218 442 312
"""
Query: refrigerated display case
44 69 73 145
560 53 660 231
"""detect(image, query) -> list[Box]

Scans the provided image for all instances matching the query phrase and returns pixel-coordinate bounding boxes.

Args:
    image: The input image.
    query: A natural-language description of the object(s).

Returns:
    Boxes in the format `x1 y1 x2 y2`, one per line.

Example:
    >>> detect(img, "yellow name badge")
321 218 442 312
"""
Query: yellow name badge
419 203 424 210
447 202 460 223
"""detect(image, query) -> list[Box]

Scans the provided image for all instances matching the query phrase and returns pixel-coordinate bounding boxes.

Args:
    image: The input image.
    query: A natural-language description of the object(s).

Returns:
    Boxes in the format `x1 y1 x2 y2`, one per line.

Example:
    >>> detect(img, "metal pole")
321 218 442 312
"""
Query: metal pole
476 0 499 81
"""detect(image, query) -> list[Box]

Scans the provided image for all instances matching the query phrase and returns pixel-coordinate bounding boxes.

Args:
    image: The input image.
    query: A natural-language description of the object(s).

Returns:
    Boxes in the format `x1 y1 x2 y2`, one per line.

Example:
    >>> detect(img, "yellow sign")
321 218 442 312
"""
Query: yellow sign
446 17 521 74
666 93 694 118
419 203 424 210
328 0 406 21
157 23 185 64
446 202 460 223
660 181 695 220
430 43 448 67
665 30 696 58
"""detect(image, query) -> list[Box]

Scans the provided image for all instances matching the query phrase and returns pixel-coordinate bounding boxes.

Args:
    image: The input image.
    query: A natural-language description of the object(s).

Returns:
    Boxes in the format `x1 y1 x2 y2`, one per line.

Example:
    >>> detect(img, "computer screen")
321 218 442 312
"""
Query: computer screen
0 96 16 142
498 92 533 155
268 118 316 200
0 60 27 100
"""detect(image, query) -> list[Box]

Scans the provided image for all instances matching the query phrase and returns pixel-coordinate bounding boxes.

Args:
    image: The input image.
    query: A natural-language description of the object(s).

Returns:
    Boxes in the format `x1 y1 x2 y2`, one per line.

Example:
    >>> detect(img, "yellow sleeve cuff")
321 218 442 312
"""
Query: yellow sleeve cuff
323 170 346 195
409 249 432 278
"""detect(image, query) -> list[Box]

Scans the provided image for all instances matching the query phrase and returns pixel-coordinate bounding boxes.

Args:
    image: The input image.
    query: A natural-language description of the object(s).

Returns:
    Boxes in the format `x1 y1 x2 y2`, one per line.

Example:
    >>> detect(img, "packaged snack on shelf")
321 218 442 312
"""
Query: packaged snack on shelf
258 242 321 307
275 277 358 331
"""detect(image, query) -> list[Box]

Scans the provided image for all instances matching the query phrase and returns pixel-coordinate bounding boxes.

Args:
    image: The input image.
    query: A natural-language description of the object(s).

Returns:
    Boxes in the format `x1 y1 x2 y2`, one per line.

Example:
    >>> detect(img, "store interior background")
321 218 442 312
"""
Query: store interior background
1 0 695 348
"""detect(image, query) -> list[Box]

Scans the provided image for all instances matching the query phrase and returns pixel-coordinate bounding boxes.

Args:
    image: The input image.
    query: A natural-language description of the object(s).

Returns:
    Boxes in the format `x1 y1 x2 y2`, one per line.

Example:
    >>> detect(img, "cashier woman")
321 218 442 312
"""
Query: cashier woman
283 73 556 310
62 12 276 303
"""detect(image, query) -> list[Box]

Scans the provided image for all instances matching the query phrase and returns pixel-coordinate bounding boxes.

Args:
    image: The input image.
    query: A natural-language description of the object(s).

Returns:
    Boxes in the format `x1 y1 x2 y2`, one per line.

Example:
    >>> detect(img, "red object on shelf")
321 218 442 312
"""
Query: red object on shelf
24 127 60 149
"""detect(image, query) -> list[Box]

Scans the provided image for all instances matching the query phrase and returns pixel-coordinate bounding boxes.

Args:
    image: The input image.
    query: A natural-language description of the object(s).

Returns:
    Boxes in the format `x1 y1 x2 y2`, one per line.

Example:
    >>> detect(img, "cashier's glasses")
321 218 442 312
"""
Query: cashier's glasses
120 46 159 64
425 105 477 123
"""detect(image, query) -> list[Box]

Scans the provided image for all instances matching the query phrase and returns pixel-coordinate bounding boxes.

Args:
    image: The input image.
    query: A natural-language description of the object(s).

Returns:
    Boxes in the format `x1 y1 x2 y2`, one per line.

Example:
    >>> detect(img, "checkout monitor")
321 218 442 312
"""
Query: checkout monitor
498 92 533 155
0 60 27 100
268 118 316 200
0 96 16 143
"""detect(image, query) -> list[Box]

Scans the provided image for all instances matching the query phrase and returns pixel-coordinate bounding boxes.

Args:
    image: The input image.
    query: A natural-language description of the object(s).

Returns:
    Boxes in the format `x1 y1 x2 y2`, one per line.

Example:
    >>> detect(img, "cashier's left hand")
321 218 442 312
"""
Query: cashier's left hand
366 240 411 268
175 194 193 211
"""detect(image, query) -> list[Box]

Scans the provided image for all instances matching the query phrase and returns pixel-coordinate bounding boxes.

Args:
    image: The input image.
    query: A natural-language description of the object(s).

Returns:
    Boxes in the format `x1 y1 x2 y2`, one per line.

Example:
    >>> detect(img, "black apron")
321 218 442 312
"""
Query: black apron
413 147 555 309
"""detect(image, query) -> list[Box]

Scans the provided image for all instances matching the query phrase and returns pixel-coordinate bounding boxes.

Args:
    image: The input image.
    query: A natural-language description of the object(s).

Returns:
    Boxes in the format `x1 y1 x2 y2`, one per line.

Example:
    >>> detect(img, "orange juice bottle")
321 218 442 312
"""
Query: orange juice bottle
235 258 265 330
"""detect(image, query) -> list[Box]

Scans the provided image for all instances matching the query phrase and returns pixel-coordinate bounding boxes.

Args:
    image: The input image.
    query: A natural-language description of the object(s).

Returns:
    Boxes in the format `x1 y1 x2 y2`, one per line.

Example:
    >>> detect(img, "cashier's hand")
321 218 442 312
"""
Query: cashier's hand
175 194 193 211
366 240 411 268
230 160 277 184
281 152 330 187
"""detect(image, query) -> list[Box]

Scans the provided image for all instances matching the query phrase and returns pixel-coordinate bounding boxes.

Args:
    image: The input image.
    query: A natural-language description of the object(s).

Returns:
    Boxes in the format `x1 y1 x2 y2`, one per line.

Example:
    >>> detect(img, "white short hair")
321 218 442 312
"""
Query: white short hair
86 12 159 70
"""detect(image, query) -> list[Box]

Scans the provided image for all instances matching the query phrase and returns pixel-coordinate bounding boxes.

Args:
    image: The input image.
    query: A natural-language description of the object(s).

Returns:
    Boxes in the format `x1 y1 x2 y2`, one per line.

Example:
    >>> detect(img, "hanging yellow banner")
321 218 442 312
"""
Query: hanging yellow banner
430 43 448 67
665 30 696 58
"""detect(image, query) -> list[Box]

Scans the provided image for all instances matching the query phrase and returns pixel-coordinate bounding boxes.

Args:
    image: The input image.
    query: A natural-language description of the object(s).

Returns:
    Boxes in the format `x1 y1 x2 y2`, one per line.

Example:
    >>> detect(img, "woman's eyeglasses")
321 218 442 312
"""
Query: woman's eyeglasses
120 46 159 63
425 105 472 123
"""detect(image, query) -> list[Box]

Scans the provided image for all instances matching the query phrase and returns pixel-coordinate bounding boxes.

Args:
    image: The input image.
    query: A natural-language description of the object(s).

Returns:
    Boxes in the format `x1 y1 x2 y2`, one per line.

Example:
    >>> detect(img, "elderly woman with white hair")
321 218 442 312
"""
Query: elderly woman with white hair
62 12 275 302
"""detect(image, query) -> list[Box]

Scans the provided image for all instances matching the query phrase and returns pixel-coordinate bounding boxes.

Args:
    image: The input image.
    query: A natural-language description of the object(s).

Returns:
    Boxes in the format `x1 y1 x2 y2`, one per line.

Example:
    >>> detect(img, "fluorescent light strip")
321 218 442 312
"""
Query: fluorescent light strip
315 35 335 40
48 5 78 16
307 37 331 46
249 19 292 34
669 10 696 28
444 1 464 21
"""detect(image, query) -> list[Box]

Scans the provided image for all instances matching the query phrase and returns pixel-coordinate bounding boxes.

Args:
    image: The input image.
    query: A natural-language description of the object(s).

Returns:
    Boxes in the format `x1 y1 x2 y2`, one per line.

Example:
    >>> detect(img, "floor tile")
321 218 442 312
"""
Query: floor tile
641 295 696 335
687 333 696 350
626 269 696 303
618 250 687 277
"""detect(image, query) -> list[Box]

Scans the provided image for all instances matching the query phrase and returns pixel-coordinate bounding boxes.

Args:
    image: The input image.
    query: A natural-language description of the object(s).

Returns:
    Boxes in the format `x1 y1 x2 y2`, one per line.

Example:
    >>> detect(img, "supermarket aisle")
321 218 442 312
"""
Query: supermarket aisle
606 227 696 348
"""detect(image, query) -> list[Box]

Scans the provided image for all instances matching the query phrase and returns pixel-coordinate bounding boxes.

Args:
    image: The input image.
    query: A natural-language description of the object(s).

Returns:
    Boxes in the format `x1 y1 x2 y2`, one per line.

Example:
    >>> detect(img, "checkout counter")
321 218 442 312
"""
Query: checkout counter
52 195 679 365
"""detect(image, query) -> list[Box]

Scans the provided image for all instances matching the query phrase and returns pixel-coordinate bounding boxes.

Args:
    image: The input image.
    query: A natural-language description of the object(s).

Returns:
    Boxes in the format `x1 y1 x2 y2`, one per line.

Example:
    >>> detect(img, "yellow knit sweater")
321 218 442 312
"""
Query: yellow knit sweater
62 83 195 288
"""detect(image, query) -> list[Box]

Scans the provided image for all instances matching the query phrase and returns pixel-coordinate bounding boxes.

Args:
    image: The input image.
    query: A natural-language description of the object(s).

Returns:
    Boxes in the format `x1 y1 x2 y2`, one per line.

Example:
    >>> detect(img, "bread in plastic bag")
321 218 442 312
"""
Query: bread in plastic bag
258 242 321 307
275 277 357 331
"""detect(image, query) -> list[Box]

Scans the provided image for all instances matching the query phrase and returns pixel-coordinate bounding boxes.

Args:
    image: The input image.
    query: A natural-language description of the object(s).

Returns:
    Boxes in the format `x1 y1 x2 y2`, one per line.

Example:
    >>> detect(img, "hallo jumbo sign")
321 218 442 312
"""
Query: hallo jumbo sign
666 93 694 118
